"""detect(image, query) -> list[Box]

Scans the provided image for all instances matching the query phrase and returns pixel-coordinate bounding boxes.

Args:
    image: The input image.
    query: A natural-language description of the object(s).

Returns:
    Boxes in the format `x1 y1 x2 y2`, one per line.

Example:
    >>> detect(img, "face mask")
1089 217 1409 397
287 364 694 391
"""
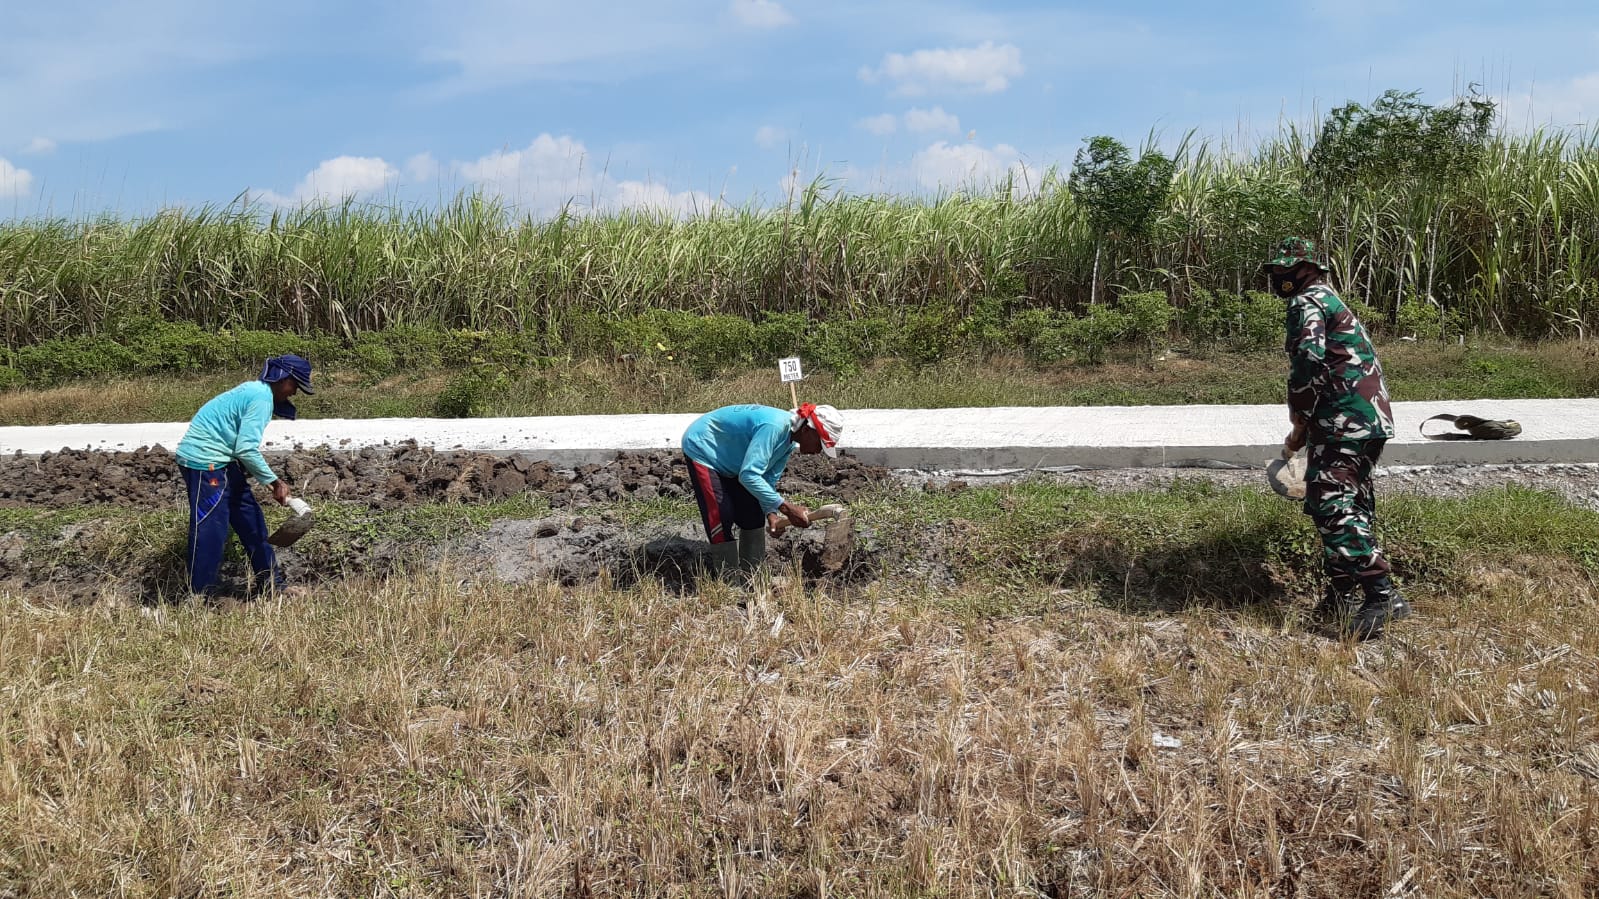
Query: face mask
273 399 298 420
1270 270 1307 298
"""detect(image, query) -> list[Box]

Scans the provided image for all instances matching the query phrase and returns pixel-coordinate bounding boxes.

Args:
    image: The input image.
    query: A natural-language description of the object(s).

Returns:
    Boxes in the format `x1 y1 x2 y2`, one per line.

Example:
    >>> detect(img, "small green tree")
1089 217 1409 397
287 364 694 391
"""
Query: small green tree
1306 88 1496 317
1068 136 1175 304
1307 89 1494 190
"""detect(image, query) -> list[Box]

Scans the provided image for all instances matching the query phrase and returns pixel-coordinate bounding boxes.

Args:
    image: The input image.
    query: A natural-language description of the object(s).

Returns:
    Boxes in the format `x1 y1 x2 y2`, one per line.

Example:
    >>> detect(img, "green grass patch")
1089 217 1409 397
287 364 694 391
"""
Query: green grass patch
854 480 1599 611
4 338 1595 426
9 482 1594 612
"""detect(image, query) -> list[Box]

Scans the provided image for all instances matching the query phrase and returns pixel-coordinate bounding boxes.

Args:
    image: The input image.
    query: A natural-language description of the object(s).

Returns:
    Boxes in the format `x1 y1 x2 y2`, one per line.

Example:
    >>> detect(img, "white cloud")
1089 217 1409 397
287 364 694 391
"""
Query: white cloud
858 113 898 136
730 0 795 29
858 108 961 138
454 133 720 218
754 125 788 149
252 155 399 206
0 157 34 198
405 152 441 182
1500 73 1599 130
22 137 56 155
456 134 597 212
613 180 717 217
903 106 960 134
859 41 1023 96
909 140 1036 194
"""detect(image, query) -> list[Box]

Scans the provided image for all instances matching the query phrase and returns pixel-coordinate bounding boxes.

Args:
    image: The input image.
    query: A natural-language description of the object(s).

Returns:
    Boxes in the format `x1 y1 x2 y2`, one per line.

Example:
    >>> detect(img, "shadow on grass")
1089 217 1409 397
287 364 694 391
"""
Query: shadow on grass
943 513 1321 622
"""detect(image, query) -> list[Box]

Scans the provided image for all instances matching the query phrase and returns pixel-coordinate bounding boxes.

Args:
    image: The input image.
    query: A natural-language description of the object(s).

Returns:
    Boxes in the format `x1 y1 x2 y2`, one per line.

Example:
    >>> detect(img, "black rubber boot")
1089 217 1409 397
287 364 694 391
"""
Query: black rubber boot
737 527 767 574
1346 577 1411 641
706 542 739 579
1310 578 1360 625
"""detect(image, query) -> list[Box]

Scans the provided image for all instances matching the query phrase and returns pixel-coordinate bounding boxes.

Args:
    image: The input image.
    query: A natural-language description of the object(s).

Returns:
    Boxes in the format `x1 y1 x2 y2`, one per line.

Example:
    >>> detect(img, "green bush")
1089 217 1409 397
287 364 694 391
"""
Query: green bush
1395 296 1466 341
1238 292 1284 350
894 305 962 367
1005 308 1071 363
752 312 808 362
358 326 448 370
554 311 624 358
1116 291 1175 354
1345 295 1387 335
433 365 512 418
1180 290 1282 353
955 297 1014 357
439 328 529 368
1061 306 1130 364
805 316 892 375
664 313 760 376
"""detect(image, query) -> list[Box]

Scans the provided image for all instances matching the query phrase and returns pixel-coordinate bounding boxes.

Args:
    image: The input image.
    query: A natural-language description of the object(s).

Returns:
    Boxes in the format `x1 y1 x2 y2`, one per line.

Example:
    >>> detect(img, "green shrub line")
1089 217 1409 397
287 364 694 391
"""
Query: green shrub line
0 291 1291 392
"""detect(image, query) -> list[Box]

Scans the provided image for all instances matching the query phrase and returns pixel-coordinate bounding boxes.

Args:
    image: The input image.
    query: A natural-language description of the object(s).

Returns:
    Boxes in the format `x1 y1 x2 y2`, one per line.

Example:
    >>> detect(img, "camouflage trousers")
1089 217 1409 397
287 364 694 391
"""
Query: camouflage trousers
1302 439 1392 593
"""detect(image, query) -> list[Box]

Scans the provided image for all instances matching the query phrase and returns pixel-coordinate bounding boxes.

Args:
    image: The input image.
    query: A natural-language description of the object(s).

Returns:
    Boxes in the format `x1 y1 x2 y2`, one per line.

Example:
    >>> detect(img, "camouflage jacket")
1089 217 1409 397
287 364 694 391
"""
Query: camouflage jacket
1284 284 1394 443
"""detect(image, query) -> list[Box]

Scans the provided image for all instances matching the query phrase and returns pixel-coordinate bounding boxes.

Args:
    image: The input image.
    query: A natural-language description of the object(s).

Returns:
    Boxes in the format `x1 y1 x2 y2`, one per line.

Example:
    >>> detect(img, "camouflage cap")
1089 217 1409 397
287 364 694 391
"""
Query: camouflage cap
1262 237 1330 272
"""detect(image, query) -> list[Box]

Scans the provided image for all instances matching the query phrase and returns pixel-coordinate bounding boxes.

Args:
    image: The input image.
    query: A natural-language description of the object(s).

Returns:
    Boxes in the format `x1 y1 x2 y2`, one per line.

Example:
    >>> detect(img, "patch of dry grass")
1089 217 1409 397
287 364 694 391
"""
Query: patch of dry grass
3 556 1596 896
6 338 1596 426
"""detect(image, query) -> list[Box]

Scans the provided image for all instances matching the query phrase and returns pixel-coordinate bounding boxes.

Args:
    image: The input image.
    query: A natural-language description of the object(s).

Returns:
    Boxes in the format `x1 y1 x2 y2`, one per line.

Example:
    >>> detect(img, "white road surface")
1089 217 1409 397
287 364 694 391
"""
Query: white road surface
1 399 1594 469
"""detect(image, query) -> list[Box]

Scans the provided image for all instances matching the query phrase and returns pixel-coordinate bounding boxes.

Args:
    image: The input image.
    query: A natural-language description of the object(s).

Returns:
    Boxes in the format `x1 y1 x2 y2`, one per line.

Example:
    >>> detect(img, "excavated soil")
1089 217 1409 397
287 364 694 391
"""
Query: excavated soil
0 444 891 602
0 443 889 510
459 514 869 593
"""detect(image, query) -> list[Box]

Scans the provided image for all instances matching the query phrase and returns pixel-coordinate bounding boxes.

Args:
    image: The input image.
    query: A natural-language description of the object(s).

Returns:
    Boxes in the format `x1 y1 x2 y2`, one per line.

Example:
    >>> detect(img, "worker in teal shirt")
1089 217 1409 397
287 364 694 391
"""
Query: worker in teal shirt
681 403 844 577
175 355 315 597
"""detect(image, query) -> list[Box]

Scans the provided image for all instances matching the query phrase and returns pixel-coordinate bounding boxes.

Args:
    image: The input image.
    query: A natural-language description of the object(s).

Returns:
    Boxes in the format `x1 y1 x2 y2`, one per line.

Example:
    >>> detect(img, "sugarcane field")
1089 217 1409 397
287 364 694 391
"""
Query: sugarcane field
4 5 1599 897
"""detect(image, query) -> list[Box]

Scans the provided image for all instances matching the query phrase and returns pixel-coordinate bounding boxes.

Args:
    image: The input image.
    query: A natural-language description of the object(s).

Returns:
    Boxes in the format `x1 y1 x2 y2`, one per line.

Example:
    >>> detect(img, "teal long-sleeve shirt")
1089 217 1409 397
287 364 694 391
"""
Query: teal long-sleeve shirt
175 380 279 483
680 405 796 514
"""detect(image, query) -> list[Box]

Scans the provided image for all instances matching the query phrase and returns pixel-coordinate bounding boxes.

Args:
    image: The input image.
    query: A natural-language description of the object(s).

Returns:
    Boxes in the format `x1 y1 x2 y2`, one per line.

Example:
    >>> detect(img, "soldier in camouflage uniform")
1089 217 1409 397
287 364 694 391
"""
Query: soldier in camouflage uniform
1265 237 1412 640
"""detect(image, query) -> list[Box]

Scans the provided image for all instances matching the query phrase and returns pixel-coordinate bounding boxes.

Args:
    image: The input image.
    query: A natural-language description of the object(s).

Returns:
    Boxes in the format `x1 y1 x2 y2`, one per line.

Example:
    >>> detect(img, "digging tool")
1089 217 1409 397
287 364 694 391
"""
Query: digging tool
770 503 846 535
267 497 315 547
1265 447 1306 501
770 503 856 575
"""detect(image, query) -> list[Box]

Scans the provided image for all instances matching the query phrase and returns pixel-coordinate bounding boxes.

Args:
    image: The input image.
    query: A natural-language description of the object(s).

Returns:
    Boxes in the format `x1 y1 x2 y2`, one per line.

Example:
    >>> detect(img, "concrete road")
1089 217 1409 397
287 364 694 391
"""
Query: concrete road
2 399 1594 469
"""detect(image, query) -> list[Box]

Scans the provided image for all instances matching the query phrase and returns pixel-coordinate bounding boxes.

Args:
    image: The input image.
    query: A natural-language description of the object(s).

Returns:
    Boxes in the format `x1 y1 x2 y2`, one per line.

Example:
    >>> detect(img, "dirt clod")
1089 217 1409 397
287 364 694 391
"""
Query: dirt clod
0 442 891 511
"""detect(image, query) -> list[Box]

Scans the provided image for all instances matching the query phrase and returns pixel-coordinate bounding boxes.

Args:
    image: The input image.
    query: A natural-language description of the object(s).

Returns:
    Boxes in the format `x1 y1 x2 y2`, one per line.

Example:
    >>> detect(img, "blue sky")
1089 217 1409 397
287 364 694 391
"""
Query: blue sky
2 0 1597 219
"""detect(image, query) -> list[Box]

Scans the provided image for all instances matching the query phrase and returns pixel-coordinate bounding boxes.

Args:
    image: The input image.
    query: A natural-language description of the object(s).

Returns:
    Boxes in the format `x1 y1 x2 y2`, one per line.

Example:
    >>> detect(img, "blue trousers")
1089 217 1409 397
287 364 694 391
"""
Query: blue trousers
180 463 281 595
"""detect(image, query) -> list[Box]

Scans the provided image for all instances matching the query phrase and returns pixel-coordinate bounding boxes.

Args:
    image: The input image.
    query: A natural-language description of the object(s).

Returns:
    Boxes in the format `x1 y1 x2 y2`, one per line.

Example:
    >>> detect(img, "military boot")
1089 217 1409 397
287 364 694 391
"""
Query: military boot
1310 584 1359 625
1346 577 1412 641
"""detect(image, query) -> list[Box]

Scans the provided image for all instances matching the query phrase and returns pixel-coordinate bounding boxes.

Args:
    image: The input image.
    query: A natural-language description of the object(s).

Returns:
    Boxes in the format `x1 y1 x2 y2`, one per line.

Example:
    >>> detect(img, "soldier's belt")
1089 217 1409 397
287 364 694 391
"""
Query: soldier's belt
1420 414 1523 440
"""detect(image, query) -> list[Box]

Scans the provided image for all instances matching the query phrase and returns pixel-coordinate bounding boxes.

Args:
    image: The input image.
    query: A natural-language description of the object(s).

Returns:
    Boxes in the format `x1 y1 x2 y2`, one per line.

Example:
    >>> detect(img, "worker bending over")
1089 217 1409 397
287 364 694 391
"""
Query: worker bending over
680 402 844 579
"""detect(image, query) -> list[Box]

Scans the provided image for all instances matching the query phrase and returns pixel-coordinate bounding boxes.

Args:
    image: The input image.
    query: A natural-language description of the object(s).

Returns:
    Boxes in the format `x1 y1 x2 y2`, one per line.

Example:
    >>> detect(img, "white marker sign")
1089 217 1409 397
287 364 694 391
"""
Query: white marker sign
778 356 804 382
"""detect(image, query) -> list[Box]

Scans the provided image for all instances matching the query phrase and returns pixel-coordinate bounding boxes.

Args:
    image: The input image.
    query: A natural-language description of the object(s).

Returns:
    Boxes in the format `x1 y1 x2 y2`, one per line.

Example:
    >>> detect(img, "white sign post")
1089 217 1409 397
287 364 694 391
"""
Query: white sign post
778 356 804 407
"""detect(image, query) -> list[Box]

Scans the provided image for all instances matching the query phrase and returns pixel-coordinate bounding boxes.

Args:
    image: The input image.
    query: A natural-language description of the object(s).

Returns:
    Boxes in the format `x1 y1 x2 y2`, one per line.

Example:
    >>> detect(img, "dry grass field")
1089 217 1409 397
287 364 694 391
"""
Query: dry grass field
3 481 1597 897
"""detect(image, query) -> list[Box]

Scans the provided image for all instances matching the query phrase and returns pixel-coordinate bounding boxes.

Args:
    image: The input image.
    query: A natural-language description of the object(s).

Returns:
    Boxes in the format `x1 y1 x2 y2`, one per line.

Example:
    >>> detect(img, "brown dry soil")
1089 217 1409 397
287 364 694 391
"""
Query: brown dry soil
0 445 892 601
0 443 886 510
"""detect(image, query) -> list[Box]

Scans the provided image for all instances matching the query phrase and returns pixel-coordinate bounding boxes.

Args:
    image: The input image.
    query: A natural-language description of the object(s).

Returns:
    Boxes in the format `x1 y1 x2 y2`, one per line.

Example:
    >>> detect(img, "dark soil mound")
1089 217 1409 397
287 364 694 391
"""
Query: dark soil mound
0 443 890 510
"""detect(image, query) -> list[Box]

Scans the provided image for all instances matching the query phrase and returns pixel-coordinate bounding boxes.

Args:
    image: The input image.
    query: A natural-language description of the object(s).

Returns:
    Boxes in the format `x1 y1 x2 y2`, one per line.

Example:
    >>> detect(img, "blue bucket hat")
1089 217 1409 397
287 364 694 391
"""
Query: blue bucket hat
261 354 316 395
261 354 315 420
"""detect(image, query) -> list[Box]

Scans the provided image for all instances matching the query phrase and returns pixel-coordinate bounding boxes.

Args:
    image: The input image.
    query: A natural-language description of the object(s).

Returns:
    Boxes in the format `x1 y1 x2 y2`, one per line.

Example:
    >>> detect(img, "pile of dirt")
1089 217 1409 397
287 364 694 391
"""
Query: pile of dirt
0 444 893 603
0 443 890 510
460 513 870 592
0 507 884 604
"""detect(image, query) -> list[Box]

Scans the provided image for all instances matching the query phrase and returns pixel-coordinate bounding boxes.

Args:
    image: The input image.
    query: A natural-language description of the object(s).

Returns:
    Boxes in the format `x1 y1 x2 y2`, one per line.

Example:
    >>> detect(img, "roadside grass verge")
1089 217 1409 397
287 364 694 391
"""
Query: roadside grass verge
2 482 1597 895
4 480 1594 611
3 339 1595 426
